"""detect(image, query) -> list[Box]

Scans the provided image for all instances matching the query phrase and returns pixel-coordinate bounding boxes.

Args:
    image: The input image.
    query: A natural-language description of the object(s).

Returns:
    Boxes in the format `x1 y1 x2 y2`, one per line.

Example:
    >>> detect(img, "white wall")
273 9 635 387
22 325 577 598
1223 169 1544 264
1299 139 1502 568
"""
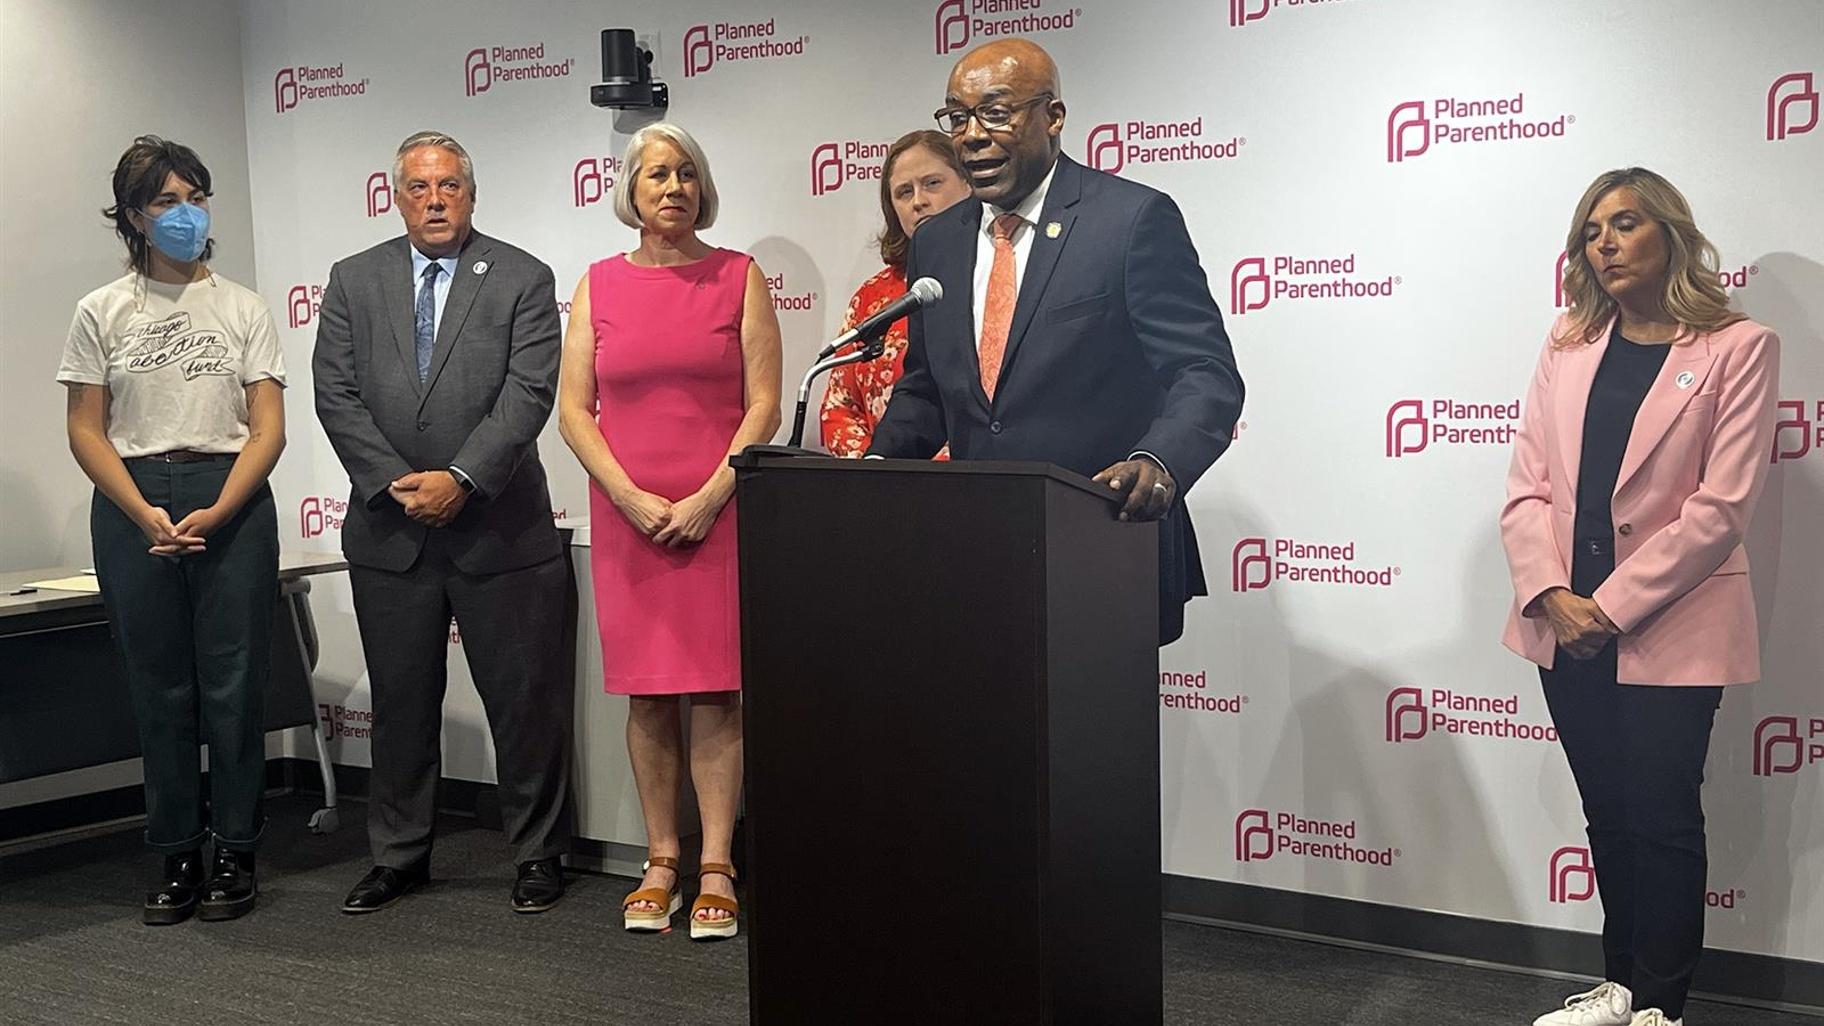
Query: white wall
237 0 1823 963
0 0 259 569
0 0 259 809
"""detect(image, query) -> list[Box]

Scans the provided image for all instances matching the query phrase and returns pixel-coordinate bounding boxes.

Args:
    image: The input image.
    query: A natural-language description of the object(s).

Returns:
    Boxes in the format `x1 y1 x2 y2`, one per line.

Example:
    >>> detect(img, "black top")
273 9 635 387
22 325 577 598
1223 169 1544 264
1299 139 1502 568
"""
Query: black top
1575 321 1671 541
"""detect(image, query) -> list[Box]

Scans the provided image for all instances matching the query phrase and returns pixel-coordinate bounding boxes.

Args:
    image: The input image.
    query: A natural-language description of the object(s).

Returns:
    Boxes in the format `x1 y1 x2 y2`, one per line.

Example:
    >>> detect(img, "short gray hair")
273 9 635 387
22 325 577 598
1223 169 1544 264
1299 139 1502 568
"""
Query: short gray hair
612 122 718 231
392 131 476 197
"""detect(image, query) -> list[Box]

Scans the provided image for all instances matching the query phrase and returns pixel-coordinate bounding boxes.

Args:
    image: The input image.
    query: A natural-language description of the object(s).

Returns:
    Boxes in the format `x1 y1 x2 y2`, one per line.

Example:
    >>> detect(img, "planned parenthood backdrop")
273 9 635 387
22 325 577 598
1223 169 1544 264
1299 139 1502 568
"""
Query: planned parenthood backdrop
240 0 1822 961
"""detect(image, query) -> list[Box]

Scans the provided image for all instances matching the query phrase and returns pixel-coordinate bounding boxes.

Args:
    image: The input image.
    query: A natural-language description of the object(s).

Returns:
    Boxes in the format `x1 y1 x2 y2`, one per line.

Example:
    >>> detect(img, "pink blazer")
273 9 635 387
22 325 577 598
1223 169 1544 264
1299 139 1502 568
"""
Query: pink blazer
1500 314 1780 685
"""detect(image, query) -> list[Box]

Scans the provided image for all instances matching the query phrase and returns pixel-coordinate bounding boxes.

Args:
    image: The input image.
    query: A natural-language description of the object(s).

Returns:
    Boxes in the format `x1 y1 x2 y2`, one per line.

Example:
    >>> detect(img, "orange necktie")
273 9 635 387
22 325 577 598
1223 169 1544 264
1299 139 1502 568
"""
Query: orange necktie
979 213 1022 399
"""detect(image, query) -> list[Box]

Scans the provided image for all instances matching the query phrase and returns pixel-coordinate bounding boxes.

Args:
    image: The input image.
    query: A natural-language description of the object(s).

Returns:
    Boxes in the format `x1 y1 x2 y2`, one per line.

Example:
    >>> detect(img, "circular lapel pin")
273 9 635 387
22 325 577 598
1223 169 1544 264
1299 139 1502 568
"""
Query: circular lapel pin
1045 221 1062 239
1675 370 1695 389
472 260 489 275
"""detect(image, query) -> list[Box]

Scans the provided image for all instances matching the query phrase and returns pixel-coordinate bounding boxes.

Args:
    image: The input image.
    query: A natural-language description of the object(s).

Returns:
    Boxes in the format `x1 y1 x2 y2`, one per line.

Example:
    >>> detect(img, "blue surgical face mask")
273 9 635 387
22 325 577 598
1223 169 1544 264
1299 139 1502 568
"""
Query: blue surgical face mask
141 202 210 263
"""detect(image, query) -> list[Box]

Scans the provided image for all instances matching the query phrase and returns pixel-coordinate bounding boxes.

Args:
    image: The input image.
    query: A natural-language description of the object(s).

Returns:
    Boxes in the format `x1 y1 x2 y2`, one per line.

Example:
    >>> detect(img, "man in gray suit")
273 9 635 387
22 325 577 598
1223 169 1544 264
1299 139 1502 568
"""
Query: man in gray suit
314 131 572 914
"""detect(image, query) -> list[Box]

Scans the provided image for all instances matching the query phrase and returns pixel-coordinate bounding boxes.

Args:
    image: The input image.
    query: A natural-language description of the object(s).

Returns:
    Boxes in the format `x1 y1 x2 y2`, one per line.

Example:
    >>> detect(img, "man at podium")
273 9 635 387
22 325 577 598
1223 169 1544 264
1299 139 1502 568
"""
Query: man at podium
867 38 1244 644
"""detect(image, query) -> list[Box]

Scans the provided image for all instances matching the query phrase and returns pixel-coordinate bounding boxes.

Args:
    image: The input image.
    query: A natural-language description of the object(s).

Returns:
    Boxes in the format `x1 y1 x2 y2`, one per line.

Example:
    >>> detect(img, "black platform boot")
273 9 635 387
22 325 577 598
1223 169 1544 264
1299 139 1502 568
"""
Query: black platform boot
144 850 205 925
197 848 257 921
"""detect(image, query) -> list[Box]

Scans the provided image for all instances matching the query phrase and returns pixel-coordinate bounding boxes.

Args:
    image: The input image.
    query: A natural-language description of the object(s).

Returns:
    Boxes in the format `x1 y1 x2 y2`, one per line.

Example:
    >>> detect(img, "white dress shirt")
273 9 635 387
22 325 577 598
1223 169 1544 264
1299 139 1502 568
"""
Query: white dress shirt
971 163 1057 352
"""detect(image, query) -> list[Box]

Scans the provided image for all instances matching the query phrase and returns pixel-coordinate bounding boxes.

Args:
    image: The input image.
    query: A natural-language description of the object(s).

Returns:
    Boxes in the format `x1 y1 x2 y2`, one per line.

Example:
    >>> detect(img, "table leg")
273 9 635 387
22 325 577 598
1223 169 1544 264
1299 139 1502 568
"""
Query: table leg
282 581 339 834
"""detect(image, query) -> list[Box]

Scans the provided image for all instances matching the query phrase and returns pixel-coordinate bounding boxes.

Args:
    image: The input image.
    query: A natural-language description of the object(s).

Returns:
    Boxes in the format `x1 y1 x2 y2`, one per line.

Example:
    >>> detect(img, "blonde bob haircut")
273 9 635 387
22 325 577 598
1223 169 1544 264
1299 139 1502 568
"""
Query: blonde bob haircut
1554 166 1743 348
612 122 718 231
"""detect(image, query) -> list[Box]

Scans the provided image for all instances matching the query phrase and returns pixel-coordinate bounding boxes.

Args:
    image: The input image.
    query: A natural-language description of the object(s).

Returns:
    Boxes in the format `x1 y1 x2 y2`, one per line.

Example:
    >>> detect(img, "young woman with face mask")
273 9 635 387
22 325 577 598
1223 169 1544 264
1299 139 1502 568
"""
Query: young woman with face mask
58 136 288 925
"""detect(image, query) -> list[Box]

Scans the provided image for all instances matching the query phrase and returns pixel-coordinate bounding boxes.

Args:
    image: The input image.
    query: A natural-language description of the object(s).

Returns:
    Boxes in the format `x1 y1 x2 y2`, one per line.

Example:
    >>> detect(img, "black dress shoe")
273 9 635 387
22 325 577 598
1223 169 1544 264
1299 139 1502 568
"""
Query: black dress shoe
511 857 565 914
342 864 428 914
144 850 205 926
198 849 257 921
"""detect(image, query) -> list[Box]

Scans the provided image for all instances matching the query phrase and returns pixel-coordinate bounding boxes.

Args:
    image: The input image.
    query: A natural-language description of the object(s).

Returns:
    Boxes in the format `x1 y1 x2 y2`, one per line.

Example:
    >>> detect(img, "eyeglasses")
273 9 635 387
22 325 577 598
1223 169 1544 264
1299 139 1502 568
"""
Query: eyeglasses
933 93 1055 135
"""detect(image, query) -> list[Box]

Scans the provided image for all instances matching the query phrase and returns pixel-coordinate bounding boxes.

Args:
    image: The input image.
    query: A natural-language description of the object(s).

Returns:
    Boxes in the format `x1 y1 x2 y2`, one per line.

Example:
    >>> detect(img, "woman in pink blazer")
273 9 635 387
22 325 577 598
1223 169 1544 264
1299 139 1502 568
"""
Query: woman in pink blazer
1502 168 1779 1026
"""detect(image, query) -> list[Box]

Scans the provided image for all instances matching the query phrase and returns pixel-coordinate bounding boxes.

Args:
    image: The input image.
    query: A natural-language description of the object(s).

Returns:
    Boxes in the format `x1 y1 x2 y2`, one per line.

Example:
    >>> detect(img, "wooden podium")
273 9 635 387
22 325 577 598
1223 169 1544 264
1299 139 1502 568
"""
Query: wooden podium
733 452 1162 1025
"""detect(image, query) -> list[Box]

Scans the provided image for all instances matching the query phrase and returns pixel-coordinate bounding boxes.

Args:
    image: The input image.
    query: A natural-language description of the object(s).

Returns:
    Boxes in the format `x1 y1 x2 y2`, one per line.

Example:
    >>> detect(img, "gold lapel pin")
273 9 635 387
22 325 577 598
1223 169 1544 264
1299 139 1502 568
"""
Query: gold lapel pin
1045 222 1062 239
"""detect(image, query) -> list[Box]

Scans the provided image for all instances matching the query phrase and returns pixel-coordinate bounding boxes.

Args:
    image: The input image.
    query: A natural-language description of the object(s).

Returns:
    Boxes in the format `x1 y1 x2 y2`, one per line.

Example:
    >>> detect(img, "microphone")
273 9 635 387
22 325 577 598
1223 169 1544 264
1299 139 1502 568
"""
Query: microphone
781 277 945 449
816 277 943 358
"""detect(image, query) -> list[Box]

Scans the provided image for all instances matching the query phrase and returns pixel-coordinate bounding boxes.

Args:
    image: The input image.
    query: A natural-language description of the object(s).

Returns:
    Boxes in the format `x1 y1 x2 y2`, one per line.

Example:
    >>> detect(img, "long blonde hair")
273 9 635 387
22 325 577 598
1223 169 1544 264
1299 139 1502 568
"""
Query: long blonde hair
1554 167 1743 347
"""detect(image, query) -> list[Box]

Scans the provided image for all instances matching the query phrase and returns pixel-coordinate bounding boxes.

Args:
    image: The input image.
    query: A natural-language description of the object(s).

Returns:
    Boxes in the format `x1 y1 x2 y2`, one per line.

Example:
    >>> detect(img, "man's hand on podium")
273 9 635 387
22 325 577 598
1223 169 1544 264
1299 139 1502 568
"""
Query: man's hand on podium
1093 457 1175 522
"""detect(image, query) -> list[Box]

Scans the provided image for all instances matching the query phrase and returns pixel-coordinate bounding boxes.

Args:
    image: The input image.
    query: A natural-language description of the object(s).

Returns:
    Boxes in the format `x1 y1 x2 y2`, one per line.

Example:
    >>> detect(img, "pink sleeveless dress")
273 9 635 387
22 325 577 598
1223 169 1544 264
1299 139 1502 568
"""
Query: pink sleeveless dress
588 249 750 694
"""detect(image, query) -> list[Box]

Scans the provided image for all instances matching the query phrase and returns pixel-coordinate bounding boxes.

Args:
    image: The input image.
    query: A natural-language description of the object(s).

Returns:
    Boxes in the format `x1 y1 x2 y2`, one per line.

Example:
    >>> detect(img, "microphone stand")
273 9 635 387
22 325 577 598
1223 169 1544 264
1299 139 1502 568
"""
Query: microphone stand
789 339 886 447
744 338 888 459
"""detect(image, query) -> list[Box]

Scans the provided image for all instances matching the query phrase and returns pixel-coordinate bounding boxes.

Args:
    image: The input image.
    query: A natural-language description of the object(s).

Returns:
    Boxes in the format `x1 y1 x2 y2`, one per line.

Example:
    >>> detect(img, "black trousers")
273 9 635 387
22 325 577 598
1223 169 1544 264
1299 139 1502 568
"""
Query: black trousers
1540 536 1723 1019
90 460 278 854
349 534 573 869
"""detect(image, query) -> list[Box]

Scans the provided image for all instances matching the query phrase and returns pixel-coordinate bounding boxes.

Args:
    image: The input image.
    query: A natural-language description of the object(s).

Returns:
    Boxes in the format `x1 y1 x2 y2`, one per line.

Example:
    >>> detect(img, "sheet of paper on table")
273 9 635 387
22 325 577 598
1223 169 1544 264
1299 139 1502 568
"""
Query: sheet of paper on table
22 575 103 593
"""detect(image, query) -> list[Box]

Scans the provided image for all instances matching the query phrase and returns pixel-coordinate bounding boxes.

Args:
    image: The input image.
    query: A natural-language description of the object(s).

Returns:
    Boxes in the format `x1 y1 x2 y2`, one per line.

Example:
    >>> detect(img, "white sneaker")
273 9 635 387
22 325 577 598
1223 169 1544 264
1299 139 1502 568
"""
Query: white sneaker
1630 1012 1681 1026
1533 981 1635 1026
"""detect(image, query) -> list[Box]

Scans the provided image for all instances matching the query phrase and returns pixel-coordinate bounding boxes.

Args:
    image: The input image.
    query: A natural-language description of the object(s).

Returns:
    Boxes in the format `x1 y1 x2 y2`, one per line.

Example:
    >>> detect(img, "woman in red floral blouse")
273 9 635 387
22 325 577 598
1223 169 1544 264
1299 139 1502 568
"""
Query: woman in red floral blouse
820 130 971 457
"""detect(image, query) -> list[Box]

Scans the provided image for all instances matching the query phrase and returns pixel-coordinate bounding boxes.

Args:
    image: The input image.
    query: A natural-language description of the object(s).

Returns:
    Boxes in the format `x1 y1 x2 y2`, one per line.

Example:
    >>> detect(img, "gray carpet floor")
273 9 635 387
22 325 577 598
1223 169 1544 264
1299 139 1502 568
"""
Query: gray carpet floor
0 795 1813 1026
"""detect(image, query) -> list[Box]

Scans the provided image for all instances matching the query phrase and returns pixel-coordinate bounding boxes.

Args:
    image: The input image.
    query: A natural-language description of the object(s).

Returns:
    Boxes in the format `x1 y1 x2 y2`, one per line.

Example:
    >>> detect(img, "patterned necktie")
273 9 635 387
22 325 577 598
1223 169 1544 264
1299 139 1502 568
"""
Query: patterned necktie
978 212 1022 400
415 261 442 383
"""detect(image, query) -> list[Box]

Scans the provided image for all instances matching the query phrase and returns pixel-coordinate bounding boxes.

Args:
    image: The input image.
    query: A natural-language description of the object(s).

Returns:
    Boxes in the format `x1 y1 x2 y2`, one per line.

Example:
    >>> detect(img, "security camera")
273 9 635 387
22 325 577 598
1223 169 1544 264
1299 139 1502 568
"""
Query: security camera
591 29 668 110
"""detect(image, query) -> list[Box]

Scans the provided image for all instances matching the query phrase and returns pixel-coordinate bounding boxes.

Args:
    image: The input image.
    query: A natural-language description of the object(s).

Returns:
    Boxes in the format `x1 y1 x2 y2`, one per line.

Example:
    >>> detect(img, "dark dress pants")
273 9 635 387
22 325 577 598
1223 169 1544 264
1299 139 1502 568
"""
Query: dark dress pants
1540 536 1723 1020
90 459 279 853
349 532 573 869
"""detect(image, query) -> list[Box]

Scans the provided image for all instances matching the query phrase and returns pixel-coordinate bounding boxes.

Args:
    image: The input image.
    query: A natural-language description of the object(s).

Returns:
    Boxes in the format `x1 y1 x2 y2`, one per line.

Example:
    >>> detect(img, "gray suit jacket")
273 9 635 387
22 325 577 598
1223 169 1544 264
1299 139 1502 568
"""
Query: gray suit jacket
312 230 563 575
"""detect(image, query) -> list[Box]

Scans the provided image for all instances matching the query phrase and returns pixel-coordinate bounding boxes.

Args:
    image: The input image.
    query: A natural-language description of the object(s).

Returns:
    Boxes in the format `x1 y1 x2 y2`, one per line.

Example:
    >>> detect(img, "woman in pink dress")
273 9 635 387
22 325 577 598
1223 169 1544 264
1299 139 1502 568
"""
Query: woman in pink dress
556 122 782 940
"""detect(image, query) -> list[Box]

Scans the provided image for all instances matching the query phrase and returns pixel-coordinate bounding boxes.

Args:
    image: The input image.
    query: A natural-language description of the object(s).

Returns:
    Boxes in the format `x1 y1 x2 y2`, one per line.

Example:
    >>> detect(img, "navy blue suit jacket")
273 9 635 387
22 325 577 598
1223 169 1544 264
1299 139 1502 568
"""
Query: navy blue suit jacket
868 155 1244 643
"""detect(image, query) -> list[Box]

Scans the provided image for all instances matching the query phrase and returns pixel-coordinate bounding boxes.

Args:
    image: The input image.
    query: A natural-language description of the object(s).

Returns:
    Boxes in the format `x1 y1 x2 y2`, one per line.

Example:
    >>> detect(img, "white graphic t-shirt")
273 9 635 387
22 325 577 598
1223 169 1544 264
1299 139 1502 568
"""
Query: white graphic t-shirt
58 272 287 458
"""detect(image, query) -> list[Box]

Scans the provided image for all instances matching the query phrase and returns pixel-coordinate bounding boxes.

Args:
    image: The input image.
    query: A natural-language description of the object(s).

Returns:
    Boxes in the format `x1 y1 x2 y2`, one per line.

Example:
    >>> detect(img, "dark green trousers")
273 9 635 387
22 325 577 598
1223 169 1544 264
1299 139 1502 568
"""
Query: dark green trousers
90 458 278 853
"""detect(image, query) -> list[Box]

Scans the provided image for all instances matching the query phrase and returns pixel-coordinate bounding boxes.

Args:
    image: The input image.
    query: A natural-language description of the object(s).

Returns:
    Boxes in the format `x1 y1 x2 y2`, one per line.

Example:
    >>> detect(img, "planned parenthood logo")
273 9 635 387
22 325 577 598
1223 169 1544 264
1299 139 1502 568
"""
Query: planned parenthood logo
810 140 892 196
299 495 348 539
274 62 369 114
285 285 324 329
1556 251 1758 307
1753 715 1824 776
573 156 624 207
1235 808 1400 867
1229 253 1399 316
1231 536 1400 592
317 703 373 741
1387 91 1574 163
764 272 817 315
1551 844 1743 909
1160 668 1246 716
1385 398 1520 457
935 0 1080 56
1229 0 1363 28
365 171 393 218
1772 401 1823 463
1086 119 1243 175
464 43 576 97
1767 72 1818 141
683 18 810 77
1549 845 1596 903
1384 686 1557 744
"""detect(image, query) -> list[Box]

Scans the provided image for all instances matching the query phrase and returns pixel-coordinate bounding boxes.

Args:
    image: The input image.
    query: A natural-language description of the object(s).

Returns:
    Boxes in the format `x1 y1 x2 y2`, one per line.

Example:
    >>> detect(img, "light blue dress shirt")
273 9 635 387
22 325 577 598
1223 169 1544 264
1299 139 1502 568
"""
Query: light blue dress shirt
409 246 459 337
408 246 475 494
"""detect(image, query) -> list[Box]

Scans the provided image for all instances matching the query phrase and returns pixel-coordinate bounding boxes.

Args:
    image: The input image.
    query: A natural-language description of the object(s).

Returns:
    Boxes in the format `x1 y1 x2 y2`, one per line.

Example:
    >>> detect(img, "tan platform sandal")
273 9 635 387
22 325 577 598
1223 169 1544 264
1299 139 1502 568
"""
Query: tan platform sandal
689 863 739 941
622 856 682 932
